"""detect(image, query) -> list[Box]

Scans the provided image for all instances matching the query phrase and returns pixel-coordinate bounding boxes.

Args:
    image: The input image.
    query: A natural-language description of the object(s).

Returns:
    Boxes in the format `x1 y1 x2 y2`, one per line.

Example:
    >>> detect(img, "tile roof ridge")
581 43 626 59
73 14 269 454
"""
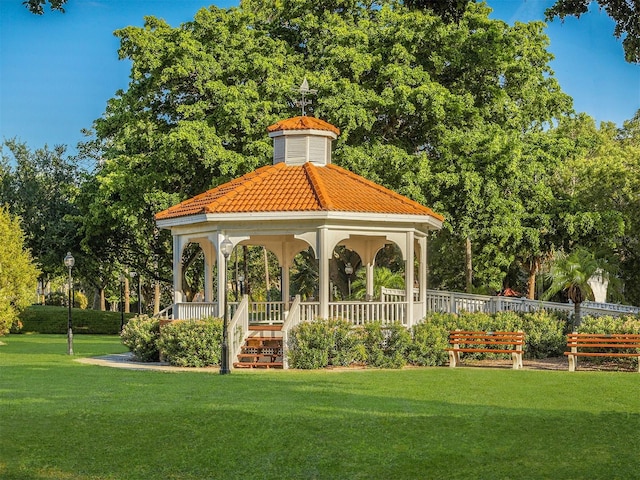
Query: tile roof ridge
325 164 445 221
303 162 333 210
202 163 284 213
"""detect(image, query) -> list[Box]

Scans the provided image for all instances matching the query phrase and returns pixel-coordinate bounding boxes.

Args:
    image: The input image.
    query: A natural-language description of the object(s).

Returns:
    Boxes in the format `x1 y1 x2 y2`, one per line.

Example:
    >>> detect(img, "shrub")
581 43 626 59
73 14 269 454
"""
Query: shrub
287 319 333 369
120 315 161 362
359 322 411 369
157 317 222 367
579 314 640 335
74 291 88 310
328 318 365 366
408 321 450 366
519 310 566 358
416 310 567 362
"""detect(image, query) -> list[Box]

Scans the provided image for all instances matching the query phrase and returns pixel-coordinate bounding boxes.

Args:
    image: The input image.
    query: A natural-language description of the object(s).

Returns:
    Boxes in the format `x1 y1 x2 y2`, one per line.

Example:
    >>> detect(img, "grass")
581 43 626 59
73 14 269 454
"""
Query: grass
1 335 640 480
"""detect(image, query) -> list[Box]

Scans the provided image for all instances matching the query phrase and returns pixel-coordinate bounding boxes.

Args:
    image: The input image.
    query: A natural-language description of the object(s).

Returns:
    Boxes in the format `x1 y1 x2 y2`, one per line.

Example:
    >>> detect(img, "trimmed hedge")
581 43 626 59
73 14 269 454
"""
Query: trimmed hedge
119 316 223 367
286 310 569 369
157 317 223 367
17 305 135 334
120 315 161 362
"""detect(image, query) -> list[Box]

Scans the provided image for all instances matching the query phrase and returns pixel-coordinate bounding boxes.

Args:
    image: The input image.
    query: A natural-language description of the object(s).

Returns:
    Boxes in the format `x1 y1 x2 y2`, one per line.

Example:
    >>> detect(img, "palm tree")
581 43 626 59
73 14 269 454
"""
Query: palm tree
542 248 607 328
351 267 405 300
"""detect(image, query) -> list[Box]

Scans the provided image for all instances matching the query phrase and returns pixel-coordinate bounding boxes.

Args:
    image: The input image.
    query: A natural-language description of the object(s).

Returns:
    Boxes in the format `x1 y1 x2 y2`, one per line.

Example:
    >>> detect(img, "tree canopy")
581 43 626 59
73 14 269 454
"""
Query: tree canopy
80 0 575 296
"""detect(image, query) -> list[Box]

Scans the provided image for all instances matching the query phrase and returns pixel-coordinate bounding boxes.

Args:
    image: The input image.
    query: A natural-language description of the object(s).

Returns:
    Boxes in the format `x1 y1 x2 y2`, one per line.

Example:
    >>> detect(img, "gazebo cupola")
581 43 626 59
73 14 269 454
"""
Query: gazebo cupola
267 116 340 166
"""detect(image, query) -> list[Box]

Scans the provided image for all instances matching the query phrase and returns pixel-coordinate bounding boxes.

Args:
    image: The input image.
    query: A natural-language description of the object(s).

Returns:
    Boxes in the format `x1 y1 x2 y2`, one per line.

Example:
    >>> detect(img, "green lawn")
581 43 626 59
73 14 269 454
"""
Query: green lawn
1 335 639 480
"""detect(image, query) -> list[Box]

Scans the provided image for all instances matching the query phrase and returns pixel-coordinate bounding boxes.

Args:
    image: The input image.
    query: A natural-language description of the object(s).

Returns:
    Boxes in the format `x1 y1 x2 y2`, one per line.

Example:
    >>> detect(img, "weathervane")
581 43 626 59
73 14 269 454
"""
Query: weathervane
292 78 317 116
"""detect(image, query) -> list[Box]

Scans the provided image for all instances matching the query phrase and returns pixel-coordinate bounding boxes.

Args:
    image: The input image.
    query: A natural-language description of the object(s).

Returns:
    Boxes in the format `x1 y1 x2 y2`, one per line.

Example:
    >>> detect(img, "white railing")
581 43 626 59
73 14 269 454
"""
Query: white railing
328 301 407 325
156 304 174 319
282 296 303 370
229 296 250 367
381 287 420 302
173 302 220 320
424 289 638 318
247 301 286 324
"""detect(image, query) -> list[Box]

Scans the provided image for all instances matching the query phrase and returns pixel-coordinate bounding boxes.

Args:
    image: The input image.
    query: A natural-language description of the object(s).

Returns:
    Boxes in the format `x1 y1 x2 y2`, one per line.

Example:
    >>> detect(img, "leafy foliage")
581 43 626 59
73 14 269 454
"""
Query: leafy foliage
120 315 161 362
157 317 222 367
80 0 575 297
18 305 132 334
0 207 40 335
23 0 66 15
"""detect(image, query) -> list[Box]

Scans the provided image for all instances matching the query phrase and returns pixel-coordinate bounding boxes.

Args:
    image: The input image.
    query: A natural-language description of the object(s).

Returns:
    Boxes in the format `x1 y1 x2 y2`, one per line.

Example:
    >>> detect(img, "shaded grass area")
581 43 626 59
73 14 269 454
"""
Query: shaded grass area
1 335 639 479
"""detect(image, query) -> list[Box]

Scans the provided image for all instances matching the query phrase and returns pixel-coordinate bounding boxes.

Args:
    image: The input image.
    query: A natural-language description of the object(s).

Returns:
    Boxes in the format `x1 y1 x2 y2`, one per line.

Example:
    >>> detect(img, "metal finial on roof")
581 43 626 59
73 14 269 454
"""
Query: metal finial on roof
292 78 317 116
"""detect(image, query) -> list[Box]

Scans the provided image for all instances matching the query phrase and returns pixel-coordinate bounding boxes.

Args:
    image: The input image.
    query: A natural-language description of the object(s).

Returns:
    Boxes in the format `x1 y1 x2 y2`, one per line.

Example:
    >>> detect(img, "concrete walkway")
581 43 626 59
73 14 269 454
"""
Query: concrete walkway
75 352 220 373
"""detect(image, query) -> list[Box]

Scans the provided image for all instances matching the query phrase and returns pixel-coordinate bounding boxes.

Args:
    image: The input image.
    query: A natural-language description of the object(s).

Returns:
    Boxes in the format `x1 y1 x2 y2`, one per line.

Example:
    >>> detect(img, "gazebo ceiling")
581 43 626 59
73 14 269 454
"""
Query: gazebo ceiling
155 161 443 223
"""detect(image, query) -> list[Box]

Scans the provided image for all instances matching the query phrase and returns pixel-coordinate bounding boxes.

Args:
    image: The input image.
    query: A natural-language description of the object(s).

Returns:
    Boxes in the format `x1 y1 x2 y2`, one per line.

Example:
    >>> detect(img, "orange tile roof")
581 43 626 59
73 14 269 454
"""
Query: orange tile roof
155 162 444 222
267 116 340 136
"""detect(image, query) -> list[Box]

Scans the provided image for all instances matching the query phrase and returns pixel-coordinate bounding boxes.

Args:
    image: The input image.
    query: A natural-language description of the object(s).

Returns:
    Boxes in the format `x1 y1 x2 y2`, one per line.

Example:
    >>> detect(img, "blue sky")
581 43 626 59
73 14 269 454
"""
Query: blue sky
0 0 638 154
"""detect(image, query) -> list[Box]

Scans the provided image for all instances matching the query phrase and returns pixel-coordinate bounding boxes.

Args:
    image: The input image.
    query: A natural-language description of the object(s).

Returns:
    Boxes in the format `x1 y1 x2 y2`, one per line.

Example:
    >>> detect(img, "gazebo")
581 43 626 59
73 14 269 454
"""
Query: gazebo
155 115 443 364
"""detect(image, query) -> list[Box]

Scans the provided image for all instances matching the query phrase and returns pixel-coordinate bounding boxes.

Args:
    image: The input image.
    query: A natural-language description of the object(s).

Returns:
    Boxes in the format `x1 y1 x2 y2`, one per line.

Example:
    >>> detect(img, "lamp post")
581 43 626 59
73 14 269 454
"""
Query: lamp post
64 252 75 355
220 236 233 375
345 262 353 299
119 273 125 332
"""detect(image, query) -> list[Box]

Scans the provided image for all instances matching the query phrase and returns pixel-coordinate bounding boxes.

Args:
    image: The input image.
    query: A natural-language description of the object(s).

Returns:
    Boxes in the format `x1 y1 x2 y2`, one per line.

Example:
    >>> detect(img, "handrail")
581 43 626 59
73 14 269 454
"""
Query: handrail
229 295 249 368
281 295 302 370
154 305 173 319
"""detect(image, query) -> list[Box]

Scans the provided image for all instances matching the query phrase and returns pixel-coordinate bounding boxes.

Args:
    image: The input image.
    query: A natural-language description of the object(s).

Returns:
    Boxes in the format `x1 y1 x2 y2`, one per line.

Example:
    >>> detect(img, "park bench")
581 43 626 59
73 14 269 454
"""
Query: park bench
565 333 640 372
447 330 525 369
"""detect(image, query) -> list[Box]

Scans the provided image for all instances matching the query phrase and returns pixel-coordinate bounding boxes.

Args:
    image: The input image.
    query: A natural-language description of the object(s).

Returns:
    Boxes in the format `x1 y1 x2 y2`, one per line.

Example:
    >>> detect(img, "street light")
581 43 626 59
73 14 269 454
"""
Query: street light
119 273 125 332
219 236 234 375
345 262 353 299
63 252 75 355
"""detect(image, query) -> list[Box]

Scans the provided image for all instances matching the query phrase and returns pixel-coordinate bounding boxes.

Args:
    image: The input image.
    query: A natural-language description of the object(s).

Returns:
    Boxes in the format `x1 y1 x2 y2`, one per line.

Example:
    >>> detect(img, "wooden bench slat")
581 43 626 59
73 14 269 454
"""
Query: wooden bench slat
565 333 640 372
447 330 525 369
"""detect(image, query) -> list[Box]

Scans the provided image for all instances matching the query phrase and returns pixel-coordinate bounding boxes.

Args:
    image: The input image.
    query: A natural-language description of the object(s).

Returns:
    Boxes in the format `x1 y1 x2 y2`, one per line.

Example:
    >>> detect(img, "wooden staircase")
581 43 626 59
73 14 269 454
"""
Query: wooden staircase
233 325 284 369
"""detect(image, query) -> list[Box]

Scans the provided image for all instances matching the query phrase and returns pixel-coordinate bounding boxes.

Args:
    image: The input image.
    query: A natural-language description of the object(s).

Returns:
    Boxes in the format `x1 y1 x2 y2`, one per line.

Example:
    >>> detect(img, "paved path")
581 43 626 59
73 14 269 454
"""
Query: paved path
75 352 220 373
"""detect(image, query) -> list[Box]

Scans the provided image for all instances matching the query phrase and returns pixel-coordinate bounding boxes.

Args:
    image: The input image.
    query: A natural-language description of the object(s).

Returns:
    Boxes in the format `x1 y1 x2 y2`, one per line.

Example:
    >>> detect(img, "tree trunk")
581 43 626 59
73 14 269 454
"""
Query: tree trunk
153 279 160 315
527 261 538 300
573 302 582 330
124 277 130 313
100 288 106 311
465 236 473 293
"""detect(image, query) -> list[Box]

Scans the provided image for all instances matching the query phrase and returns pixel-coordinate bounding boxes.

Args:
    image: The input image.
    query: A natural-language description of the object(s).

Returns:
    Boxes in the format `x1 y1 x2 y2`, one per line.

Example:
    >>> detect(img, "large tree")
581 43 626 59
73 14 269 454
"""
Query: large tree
82 1 572 295
546 0 640 63
1 140 82 279
0 207 40 335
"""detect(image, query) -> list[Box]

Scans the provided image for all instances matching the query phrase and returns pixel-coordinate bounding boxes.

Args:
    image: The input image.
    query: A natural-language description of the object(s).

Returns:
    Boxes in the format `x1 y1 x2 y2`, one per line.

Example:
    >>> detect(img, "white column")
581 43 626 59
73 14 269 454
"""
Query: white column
172 234 185 304
366 262 375 300
202 239 216 302
216 233 229 316
318 227 329 318
405 231 415 327
418 235 427 319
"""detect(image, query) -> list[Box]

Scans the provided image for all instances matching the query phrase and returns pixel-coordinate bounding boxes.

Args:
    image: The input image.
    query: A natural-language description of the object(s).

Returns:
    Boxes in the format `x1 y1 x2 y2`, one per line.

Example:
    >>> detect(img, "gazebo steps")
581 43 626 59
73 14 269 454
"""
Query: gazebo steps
233 334 283 369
